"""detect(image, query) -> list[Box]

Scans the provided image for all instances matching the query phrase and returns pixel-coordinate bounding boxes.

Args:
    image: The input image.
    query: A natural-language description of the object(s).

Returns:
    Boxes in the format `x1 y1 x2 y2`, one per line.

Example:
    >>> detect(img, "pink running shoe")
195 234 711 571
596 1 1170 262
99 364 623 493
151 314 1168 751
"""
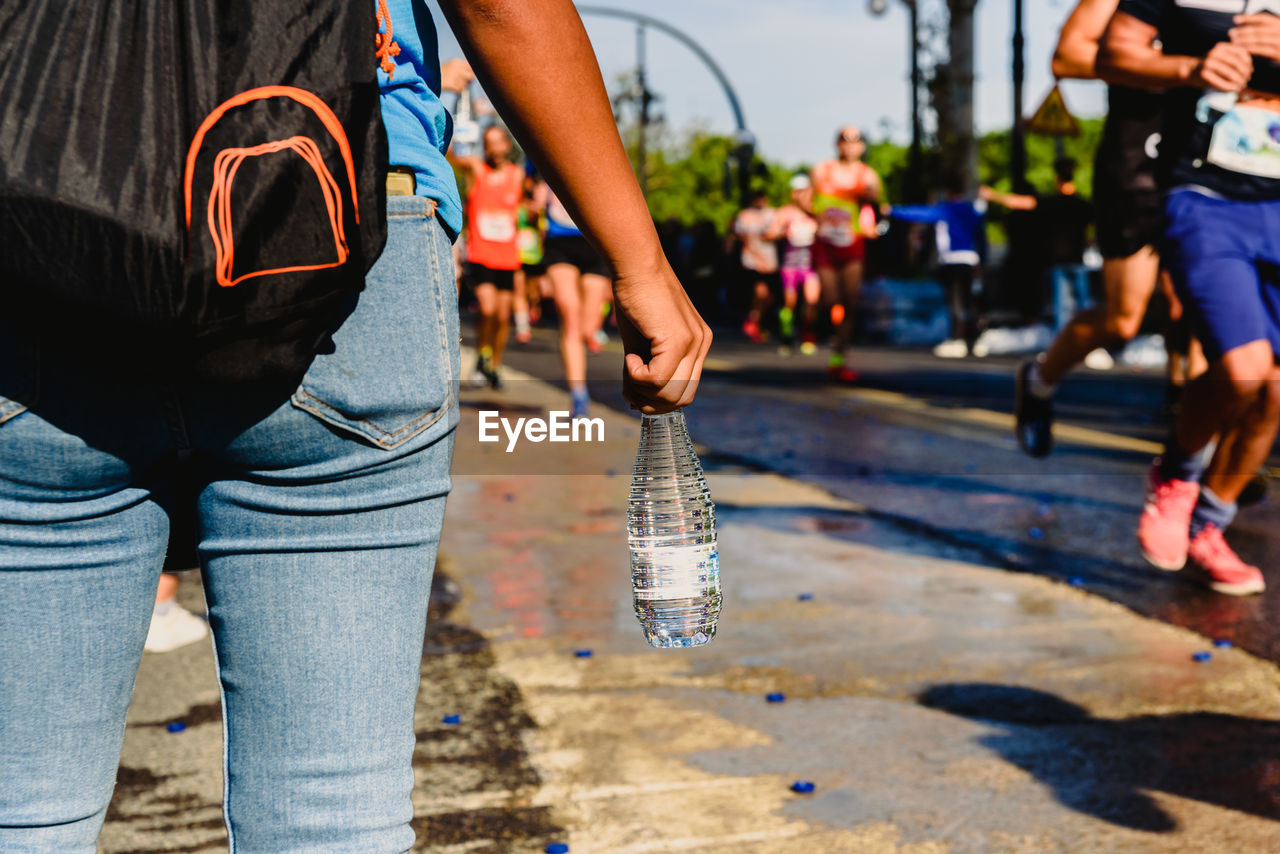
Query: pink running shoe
1137 464 1200 570
1186 524 1266 596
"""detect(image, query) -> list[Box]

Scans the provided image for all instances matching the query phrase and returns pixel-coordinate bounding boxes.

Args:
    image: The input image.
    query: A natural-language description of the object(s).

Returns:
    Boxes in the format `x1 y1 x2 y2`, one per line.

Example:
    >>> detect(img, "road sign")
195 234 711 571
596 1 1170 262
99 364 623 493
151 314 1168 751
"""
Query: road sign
1027 85 1080 137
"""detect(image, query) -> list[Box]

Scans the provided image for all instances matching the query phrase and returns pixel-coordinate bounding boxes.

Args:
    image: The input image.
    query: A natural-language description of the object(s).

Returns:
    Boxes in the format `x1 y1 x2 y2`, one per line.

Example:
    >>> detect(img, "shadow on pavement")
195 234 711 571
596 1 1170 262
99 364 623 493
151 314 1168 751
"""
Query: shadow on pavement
919 683 1280 832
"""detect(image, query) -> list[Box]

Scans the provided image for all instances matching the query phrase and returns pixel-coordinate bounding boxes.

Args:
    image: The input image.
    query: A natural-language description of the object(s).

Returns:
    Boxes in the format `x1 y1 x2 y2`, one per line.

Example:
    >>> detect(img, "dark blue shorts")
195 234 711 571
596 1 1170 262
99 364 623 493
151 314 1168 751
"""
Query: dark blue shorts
1163 190 1280 362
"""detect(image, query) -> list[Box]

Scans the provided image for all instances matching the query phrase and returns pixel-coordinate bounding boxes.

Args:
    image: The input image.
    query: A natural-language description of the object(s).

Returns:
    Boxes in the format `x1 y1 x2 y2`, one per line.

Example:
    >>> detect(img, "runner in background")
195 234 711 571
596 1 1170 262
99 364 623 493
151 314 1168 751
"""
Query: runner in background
1100 0 1280 595
774 175 822 355
888 173 989 358
514 183 546 343
452 125 523 389
732 190 782 345
802 126 883 382
535 181 613 418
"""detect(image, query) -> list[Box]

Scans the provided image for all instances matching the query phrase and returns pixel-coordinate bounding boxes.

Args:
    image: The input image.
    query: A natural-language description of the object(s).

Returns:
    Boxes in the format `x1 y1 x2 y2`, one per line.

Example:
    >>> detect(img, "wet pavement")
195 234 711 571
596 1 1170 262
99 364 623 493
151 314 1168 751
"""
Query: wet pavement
102 331 1280 852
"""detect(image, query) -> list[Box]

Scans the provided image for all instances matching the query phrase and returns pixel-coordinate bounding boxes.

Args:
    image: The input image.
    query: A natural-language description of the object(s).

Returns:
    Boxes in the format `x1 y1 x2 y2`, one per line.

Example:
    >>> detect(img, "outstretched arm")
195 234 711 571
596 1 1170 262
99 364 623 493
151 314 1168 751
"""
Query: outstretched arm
978 186 1038 211
438 0 711 413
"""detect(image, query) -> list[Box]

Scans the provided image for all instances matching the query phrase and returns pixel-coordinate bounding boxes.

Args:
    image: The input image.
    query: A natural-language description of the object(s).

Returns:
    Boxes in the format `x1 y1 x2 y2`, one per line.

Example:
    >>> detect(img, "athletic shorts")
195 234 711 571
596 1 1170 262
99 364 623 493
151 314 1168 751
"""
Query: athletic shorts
813 239 866 270
1094 179 1162 260
522 260 548 278
467 262 516 292
1162 190 1280 362
543 235 612 279
780 267 812 294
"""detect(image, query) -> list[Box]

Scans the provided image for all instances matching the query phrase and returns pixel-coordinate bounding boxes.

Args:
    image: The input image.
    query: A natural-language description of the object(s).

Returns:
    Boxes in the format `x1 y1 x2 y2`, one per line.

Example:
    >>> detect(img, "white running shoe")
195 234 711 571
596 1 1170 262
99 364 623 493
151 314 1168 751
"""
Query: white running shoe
1084 348 1115 370
145 603 209 653
932 338 969 359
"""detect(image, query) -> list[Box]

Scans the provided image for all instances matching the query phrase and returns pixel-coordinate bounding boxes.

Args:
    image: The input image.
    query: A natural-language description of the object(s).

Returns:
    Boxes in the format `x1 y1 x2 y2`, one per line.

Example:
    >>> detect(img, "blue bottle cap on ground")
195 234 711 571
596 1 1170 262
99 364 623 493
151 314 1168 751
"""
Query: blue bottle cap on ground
766 692 786 703
1192 651 1212 663
166 721 186 733
443 714 461 725
1068 576 1085 588
1028 527 1044 540
546 844 569 854
574 649 593 658
790 781 816 794
797 593 813 601
1213 639 1233 649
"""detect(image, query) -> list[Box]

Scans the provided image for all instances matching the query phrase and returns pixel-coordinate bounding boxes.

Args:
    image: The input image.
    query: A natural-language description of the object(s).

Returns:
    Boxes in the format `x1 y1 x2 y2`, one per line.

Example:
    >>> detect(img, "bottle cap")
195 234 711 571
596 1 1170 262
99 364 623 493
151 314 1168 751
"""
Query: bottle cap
546 844 570 854
166 721 186 733
1191 651 1212 663
574 649 594 658
1067 576 1085 587
1213 639 1233 649
443 714 462 725
790 781 816 794
766 692 786 703
797 593 814 601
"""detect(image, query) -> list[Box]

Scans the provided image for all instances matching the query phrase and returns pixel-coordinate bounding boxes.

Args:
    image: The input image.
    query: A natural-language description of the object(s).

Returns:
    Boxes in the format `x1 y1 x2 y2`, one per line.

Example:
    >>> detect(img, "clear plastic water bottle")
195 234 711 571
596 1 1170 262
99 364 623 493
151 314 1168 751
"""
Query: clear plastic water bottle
453 85 480 157
628 410 720 648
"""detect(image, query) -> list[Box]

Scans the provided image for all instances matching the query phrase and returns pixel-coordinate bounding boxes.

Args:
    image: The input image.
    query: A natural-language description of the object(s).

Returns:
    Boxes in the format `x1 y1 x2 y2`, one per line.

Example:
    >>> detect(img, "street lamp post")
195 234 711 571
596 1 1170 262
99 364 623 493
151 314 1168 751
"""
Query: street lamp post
870 0 924 202
1011 0 1029 191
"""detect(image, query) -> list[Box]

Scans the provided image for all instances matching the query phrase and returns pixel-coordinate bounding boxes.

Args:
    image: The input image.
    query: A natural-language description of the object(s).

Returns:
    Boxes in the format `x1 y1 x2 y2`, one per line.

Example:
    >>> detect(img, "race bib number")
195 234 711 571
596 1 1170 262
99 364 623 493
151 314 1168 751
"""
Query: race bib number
817 208 854 247
476 211 516 243
1206 101 1280 180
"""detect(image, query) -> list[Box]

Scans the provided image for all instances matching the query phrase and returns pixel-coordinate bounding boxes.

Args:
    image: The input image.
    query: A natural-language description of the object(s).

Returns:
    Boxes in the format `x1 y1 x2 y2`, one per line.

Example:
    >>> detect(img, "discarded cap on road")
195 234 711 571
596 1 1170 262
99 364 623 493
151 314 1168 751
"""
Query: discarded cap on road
790 781 816 794
766 692 786 703
166 721 187 734
545 843 570 854
1191 651 1212 663
442 714 461 725
574 649 593 658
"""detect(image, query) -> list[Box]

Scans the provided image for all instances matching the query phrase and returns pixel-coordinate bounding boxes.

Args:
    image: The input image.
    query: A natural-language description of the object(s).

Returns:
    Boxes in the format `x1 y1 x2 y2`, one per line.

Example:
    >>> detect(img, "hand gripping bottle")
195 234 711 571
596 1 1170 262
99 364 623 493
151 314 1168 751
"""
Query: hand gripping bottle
627 410 721 648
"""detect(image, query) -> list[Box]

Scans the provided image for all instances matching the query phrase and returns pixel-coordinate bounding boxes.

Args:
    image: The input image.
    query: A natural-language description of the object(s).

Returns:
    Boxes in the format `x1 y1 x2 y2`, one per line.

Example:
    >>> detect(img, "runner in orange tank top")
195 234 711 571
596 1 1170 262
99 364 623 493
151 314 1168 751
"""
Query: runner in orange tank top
801 125 882 383
452 125 524 388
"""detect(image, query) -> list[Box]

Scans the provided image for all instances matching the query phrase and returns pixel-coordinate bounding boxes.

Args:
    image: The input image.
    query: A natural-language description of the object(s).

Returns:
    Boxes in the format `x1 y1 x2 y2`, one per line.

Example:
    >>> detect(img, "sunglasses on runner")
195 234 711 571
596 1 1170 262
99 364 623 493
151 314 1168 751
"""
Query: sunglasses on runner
837 132 862 144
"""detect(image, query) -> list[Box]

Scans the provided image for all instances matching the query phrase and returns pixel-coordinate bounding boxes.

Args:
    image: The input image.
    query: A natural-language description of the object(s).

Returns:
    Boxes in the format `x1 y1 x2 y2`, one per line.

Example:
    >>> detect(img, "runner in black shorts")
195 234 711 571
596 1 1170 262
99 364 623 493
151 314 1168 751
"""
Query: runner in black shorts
543 232 612 280
1014 0 1167 458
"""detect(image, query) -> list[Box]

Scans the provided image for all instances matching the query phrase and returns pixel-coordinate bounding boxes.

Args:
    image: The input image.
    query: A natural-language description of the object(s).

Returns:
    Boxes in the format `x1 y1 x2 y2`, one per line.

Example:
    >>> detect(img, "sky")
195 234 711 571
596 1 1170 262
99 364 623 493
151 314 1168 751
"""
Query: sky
426 0 1105 168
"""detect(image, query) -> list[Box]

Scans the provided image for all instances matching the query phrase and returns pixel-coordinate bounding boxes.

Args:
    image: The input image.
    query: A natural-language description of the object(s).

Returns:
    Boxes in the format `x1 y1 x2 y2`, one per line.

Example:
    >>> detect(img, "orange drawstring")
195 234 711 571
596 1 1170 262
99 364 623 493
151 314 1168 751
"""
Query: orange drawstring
375 0 401 77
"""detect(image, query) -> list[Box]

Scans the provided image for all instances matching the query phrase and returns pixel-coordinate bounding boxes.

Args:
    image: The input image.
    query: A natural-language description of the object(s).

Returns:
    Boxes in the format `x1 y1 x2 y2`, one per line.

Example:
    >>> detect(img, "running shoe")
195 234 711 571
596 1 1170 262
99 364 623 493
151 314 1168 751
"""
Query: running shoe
799 335 818 356
482 362 504 391
570 389 590 419
145 603 209 653
468 354 489 389
826 357 859 383
1083 348 1115 370
586 333 603 354
514 312 532 344
1137 463 1200 571
743 319 766 344
1014 359 1054 458
1186 524 1266 595
932 338 969 359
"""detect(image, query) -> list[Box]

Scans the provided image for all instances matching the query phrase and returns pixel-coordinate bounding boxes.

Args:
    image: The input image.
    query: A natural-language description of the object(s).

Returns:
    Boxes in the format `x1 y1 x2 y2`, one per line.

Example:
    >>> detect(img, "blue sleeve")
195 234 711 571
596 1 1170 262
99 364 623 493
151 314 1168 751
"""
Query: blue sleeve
889 204 943 224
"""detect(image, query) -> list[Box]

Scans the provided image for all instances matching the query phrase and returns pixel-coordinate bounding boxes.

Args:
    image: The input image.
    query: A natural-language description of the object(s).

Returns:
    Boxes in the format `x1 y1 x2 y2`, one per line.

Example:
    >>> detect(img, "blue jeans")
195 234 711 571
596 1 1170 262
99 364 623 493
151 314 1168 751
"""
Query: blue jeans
1050 264 1095 332
0 195 459 852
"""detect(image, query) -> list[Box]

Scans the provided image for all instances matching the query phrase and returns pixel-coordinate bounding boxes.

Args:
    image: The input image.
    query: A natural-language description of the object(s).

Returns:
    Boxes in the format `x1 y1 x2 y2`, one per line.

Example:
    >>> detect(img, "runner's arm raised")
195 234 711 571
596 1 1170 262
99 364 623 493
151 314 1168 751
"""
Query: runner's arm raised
1098 11 1253 92
978 186 1037 211
1053 0 1122 79
437 0 711 413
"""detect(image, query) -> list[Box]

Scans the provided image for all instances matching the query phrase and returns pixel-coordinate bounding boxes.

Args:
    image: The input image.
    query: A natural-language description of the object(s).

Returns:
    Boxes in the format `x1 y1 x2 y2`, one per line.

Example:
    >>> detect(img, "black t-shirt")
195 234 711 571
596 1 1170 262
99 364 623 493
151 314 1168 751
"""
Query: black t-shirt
1118 0 1280 200
1037 192 1094 266
1095 85 1165 195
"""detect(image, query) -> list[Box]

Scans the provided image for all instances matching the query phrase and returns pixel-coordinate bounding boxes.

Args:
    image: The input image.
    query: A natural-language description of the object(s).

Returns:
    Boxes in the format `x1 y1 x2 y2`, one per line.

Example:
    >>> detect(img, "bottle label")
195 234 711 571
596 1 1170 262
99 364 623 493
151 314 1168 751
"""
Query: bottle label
633 542 720 600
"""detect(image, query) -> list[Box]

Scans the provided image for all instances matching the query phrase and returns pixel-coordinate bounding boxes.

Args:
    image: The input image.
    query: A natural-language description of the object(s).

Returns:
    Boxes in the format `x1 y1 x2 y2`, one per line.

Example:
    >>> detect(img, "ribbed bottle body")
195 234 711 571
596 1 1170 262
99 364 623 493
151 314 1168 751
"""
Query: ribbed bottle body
628 411 720 648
